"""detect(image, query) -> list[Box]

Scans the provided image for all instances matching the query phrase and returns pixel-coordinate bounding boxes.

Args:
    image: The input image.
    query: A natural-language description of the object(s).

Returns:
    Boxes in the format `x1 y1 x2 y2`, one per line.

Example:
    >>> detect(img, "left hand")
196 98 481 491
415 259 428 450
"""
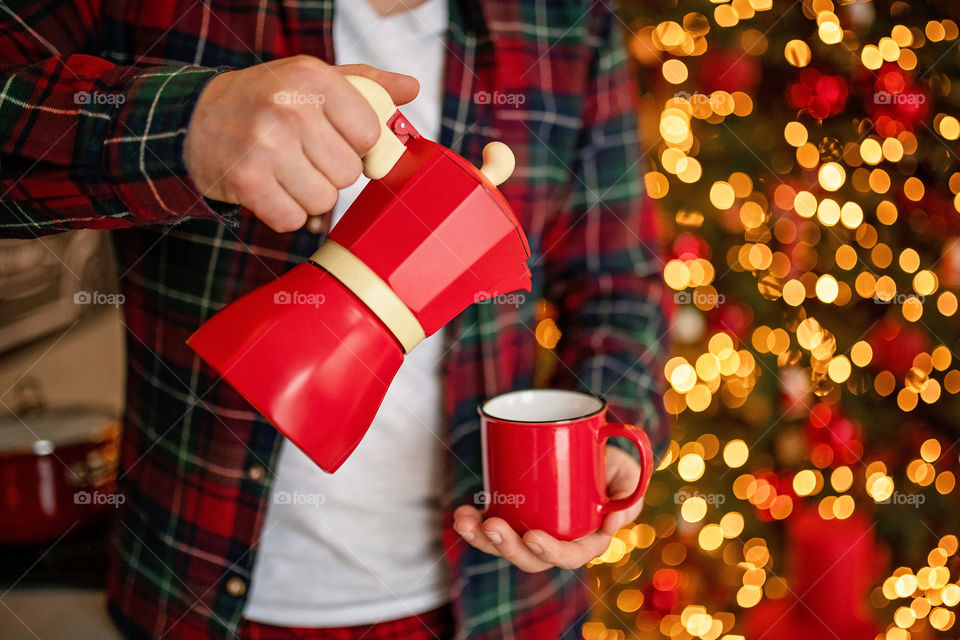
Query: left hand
453 446 646 573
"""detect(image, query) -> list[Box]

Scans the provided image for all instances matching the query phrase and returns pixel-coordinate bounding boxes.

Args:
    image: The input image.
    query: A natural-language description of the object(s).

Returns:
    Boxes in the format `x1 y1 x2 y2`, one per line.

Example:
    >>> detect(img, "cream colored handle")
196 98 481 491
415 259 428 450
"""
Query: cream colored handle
479 142 515 186
345 75 407 180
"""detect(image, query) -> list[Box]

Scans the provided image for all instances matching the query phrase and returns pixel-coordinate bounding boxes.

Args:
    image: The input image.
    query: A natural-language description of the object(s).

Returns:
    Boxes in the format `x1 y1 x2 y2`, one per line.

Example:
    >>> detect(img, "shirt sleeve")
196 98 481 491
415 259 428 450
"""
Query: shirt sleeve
543 4 673 462
0 0 238 237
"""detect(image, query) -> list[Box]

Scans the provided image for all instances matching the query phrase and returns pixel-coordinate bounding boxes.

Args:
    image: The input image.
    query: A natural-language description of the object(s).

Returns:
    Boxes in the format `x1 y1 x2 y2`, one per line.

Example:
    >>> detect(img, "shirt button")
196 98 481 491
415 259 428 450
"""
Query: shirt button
225 576 246 597
247 464 265 482
305 215 325 234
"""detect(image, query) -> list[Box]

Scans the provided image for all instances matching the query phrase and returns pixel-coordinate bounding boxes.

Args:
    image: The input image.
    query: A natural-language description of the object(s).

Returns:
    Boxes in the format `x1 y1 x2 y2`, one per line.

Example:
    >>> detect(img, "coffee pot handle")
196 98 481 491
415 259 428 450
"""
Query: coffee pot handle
345 75 516 186
344 75 408 180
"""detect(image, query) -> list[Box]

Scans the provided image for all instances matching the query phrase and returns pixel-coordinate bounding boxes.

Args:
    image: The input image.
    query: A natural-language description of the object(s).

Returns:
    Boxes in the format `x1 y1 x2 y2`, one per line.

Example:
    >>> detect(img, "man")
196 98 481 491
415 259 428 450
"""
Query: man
0 0 669 638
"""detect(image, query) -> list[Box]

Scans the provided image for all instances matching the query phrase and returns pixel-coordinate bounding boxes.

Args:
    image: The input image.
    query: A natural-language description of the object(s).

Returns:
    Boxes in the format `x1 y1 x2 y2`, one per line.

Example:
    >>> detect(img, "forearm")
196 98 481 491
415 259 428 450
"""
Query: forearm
0 1 236 236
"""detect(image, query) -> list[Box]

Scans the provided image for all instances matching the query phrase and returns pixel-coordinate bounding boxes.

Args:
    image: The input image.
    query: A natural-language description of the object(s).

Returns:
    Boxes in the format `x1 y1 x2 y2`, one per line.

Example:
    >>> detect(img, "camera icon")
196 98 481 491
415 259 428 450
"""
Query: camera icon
274 91 292 105
273 291 291 304
473 91 491 104
674 291 691 304
73 91 91 105
274 491 291 504
74 291 91 304
473 491 490 505
74 491 91 504
874 91 892 105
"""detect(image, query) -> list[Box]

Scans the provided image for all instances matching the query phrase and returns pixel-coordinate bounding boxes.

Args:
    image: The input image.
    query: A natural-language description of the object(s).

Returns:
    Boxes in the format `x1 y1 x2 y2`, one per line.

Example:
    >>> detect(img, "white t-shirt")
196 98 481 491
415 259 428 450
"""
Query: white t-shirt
244 0 451 627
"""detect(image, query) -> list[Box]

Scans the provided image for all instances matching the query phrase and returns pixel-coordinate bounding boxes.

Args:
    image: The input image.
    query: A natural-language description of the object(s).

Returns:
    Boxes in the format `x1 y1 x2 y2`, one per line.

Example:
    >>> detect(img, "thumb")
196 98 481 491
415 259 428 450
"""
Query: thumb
605 448 642 500
335 64 420 106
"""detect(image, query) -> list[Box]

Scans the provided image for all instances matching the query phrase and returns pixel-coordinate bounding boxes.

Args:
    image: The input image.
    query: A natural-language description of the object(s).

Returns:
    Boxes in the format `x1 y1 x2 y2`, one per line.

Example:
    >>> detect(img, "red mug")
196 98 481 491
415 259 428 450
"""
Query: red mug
479 389 654 541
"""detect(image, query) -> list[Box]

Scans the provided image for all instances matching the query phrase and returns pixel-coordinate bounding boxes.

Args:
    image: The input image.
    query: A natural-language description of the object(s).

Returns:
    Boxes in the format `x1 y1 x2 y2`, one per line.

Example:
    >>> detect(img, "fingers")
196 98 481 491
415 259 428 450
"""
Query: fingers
244 175 308 233
335 63 420 105
605 447 642 496
273 150 339 217
301 124 364 190
319 64 418 157
453 506 499 556
480 518 553 573
453 506 608 573
311 69 383 155
450 450 649 573
601 447 646 534
600 506 639 536
454 507 551 571
523 529 613 570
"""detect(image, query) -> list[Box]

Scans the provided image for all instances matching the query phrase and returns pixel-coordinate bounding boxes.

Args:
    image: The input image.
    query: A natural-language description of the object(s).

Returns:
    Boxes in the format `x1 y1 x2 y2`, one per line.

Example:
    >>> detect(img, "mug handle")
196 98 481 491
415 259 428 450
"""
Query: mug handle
598 423 655 515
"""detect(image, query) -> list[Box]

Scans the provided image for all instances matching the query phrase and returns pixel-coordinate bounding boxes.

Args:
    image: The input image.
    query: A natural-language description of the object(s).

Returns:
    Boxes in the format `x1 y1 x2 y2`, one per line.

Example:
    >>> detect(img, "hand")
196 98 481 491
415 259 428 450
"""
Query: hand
183 56 419 232
453 447 645 573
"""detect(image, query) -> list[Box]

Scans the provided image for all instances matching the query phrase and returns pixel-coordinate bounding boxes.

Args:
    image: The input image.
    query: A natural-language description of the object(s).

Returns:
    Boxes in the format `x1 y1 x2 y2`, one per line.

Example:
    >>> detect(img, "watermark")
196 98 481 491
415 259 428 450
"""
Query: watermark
874 91 926 106
273 290 326 307
674 489 726 506
473 291 526 308
274 91 326 108
74 489 125 507
74 90 125 107
473 90 526 108
674 290 725 308
273 490 326 507
674 90 727 110
74 290 125 307
873 292 925 305
474 490 526 506
878 491 925 507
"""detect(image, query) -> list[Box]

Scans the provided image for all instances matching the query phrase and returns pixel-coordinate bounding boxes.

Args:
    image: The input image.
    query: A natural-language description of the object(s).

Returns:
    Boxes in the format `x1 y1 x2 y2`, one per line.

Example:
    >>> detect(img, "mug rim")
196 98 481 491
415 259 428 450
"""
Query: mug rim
478 388 607 425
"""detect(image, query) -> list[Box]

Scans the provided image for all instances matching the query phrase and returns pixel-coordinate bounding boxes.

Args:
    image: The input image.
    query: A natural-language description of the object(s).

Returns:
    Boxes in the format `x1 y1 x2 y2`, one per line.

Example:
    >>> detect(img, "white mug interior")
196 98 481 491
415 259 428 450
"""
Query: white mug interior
481 389 605 423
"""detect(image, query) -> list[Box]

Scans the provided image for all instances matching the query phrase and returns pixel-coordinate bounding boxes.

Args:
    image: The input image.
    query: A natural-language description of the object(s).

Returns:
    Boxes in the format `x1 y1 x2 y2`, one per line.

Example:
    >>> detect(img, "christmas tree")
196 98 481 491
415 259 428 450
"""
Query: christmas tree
585 1 960 638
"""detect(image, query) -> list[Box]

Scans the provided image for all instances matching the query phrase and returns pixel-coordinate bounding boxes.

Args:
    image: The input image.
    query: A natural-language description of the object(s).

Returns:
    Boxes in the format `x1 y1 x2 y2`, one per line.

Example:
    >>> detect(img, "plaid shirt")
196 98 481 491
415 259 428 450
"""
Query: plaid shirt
0 0 670 638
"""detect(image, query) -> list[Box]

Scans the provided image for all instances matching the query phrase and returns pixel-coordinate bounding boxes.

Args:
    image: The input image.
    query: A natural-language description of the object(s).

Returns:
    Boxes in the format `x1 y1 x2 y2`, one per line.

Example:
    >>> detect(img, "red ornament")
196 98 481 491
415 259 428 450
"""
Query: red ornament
707 300 754 341
866 63 930 132
645 568 681 614
671 233 709 260
898 187 960 238
697 50 761 94
744 508 880 640
788 69 848 119
866 318 931 377
805 403 863 466
747 469 794 522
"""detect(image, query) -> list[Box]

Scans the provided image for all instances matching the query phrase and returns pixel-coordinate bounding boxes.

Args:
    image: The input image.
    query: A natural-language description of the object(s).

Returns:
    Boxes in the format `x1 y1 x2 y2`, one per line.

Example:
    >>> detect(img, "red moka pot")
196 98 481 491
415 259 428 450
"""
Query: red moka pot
188 77 532 472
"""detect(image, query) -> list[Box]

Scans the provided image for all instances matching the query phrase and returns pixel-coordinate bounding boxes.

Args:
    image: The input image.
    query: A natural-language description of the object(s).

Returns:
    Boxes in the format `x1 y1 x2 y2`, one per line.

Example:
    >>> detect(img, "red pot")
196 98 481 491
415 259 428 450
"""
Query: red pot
0 408 120 544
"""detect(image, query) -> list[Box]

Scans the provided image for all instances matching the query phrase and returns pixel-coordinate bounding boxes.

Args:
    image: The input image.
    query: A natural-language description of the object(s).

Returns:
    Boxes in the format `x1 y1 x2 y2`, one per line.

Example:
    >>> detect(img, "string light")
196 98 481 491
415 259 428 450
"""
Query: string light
591 5 960 638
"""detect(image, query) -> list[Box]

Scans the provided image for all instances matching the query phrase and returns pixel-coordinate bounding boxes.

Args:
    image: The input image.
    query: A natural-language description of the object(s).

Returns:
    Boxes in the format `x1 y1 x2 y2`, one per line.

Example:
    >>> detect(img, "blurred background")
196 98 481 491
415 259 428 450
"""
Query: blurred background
4 2 960 640
0 230 125 638
584 1 960 639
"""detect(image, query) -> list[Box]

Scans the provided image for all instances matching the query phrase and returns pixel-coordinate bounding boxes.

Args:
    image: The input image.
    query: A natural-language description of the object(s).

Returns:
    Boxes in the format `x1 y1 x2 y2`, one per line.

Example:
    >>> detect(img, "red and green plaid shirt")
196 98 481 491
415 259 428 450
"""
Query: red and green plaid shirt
0 0 670 637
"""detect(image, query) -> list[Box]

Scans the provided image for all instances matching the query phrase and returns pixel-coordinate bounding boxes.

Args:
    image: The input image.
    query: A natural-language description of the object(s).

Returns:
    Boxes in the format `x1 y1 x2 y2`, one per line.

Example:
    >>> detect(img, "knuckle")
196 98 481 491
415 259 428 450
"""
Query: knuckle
315 185 338 213
225 164 257 195
248 112 282 144
330 158 362 189
274 211 306 233
357 118 381 151
285 54 321 75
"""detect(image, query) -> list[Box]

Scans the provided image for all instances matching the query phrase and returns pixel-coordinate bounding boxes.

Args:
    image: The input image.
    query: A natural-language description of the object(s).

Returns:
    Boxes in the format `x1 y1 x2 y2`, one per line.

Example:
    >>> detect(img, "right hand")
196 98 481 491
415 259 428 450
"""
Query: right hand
183 56 419 232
